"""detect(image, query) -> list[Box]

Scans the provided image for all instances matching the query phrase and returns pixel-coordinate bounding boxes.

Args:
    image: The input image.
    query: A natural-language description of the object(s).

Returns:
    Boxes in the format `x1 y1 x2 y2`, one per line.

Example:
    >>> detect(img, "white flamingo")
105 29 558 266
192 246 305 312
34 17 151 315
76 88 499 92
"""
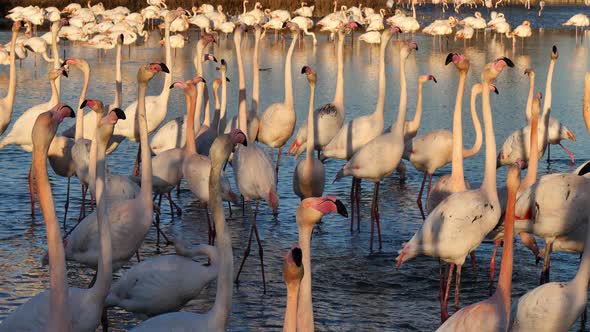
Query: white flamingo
0 21 20 135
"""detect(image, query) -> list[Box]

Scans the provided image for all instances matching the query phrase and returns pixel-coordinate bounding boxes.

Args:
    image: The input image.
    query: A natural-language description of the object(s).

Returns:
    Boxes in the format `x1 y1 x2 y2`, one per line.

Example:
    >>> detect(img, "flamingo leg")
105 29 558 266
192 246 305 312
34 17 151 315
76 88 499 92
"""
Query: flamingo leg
489 240 501 293
370 181 382 252
546 143 551 164
155 194 163 251
558 143 575 164
356 178 361 230
100 307 108 332
350 177 356 232
133 145 141 176
235 200 266 293
416 172 427 220
470 252 477 276
164 192 182 218
28 165 35 219
454 264 462 310
275 146 283 182
540 239 553 284
441 263 455 323
136 250 141 263
62 177 71 231
582 304 587 332
426 174 433 202
78 183 87 221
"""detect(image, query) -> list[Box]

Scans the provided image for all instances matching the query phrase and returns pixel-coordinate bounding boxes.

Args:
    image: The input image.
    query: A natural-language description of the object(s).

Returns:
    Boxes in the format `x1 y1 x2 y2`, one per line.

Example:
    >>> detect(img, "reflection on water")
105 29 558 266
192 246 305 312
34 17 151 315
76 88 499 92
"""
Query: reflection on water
1 5 590 331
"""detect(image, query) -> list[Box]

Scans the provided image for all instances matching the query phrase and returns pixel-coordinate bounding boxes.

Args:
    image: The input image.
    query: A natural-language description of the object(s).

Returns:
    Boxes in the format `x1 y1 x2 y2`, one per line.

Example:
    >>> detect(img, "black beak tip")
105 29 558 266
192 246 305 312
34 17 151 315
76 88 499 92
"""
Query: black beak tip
169 83 175 89
60 60 67 67
160 63 170 73
212 56 218 62
113 108 126 120
445 53 453 66
225 77 230 82
552 45 557 54
80 99 88 108
433 77 438 83
221 59 226 65
494 87 500 95
62 70 68 78
503 57 514 68
119 34 124 43
335 199 348 218
292 247 303 267
300 66 308 74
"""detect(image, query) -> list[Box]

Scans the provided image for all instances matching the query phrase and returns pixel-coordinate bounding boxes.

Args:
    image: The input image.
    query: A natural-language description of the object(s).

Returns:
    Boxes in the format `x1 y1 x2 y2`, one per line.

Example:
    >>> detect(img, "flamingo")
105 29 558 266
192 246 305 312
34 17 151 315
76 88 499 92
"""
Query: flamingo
288 23 357 159
282 245 303 332
454 26 474 46
334 42 417 251
0 20 20 136
294 2 314 17
296 197 348 331
257 22 299 180
397 57 514 322
510 20 532 49
105 241 218 316
61 62 167 273
130 130 246 332
0 104 74 332
563 13 589 42
437 165 521 331
293 66 325 200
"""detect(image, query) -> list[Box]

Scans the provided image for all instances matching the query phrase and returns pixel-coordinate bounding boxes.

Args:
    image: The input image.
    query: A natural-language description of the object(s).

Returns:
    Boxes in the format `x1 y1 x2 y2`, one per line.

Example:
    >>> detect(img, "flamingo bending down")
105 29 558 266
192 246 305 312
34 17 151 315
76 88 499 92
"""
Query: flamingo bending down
257 22 299 180
437 165 521 331
334 42 417 251
61 63 167 273
282 245 304 332
397 57 514 322
0 104 74 332
293 66 325 200
231 25 278 293
297 197 348 332
130 130 247 332
0 20 20 136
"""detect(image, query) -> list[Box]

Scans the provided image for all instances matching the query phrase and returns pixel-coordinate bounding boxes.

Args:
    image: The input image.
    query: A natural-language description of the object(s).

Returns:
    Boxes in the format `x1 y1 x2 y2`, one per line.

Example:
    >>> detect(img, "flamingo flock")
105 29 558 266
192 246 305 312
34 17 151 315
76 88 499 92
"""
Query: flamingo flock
1 1 590 331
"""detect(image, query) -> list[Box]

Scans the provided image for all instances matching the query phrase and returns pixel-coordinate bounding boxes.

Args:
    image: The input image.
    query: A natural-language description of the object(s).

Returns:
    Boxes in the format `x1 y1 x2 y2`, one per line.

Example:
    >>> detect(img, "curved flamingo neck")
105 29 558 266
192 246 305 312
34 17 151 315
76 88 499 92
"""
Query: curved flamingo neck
194 40 206 76
541 57 556 123
32 122 70 331
393 54 408 132
75 65 91 141
138 80 153 203
284 32 297 107
202 83 211 127
159 22 172 102
212 85 221 133
333 31 345 111
463 84 483 158
374 33 390 122
524 74 535 122
51 22 61 93
251 31 261 114
405 81 425 138
297 223 314 332
449 70 467 189
583 73 590 135
1 26 18 111
208 141 233 328
242 0 247 15
481 79 498 197
284 281 300 332
520 105 539 191
49 76 60 106
235 33 248 136
494 178 516 316
112 43 122 109
219 70 228 135
185 89 197 155
305 82 315 165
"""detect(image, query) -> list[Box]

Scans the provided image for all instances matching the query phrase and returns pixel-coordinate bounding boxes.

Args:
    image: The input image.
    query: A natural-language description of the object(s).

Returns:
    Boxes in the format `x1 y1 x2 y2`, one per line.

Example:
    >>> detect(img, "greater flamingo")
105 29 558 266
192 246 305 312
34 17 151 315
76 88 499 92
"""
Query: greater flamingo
130 130 247 332
0 21 20 136
334 42 417 251
282 245 303 332
297 197 348 332
397 57 514 322
437 164 521 331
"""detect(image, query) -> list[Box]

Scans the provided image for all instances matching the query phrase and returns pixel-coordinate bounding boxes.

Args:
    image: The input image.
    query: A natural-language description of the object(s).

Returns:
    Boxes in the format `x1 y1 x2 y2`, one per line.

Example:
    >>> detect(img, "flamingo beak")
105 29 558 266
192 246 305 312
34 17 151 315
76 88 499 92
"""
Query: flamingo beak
287 139 301 155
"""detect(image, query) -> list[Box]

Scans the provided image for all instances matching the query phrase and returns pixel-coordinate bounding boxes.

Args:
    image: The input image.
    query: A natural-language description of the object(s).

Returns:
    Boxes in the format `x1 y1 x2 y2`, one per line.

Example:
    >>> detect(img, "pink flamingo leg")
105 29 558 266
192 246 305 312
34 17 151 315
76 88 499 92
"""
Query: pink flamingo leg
559 143 575 164
416 172 427 220
28 165 35 219
489 240 501 293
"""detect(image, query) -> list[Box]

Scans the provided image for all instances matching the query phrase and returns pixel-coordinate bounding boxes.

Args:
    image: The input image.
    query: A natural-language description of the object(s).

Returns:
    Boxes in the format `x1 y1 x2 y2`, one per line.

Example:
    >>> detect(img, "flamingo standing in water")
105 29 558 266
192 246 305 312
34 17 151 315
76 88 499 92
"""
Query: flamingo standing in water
257 22 299 180
334 42 417 251
437 164 521 331
130 130 247 332
296 197 348 332
397 57 514 322
293 66 325 200
282 245 304 332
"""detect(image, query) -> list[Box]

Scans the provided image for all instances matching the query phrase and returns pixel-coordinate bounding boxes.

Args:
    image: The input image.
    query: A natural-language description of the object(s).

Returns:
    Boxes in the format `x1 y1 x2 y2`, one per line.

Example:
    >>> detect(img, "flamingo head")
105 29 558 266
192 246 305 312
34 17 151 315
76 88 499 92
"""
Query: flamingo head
228 128 248 147
203 53 217 63
301 65 316 84
445 52 469 72
297 196 348 227
80 99 105 113
418 75 437 84
524 67 534 77
103 108 126 125
550 45 558 60
51 103 75 123
483 56 513 81
283 244 304 284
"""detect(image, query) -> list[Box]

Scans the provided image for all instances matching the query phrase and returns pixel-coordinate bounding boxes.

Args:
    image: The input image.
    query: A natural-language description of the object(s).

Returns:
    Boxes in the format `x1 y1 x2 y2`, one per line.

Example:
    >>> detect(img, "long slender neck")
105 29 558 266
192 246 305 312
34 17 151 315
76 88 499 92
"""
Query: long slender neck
194 83 204 142
51 22 61 93
90 125 112 299
297 224 314 332
208 147 233 328
212 86 220 133
463 85 483 158
236 34 248 135
449 70 467 189
251 32 260 114
219 71 228 135
573 212 590 288
202 83 211 128
32 134 70 331
393 55 408 131
137 81 153 204
284 281 300 332
584 75 590 135
481 79 497 197
243 0 247 14
405 82 424 137
194 40 205 76
159 23 172 101
88 110 102 201
284 32 297 107
113 43 122 109
49 77 60 105
185 91 197 154
332 31 345 110
495 184 515 316
520 108 539 191
524 74 534 122
2 26 18 107
305 83 315 163
541 57 555 123
374 33 389 121
75 67 90 141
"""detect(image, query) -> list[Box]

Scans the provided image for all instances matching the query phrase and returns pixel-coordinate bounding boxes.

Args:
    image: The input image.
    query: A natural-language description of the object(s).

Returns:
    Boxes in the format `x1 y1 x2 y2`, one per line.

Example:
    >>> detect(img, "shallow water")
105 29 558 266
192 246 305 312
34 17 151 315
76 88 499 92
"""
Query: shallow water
1 5 590 331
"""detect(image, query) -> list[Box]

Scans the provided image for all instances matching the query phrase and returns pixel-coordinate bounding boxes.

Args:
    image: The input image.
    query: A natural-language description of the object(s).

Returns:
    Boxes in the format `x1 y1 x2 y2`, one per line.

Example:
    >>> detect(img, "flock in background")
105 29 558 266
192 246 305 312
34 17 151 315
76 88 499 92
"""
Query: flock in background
0 0 590 331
